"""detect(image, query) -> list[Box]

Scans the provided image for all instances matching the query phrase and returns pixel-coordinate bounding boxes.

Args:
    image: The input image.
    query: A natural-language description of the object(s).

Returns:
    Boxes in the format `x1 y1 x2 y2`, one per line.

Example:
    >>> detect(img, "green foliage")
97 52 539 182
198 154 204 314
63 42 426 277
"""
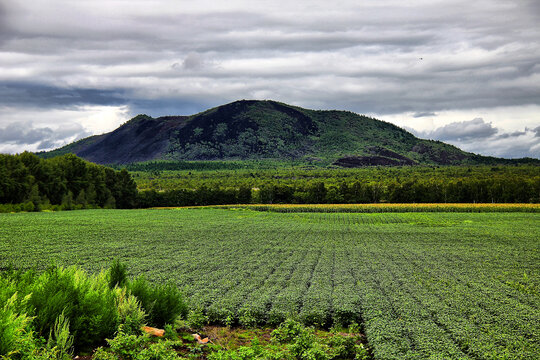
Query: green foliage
135 340 179 360
128 276 188 327
272 319 308 343
325 335 357 359
0 293 35 357
133 165 540 206
0 282 82 360
290 337 329 360
46 312 73 359
186 308 209 331
93 331 179 360
208 341 292 360
115 288 146 336
0 262 190 358
108 259 128 289
0 263 189 358
93 332 148 359
0 153 138 212
238 307 265 328
26 266 119 351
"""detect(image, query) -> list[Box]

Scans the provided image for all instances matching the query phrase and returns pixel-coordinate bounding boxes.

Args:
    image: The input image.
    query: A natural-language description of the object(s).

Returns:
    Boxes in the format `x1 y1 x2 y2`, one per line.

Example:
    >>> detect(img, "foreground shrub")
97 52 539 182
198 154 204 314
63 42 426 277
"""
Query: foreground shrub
46 312 74 359
92 332 179 360
0 262 188 358
271 319 307 343
0 292 68 360
207 336 291 360
0 293 34 357
270 319 368 360
108 259 128 289
115 288 147 336
128 276 188 327
27 266 118 351
185 307 208 331
238 304 267 328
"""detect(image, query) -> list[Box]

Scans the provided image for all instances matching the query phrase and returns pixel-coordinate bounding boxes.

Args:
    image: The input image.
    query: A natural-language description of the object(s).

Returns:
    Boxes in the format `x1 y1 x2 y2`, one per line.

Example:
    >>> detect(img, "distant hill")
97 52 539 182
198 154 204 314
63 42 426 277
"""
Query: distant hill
39 100 539 166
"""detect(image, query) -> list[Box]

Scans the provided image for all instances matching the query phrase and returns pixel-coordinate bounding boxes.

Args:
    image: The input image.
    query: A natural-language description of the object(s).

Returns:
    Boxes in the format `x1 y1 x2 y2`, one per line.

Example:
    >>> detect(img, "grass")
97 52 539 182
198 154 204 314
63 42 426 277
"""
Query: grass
1 208 539 359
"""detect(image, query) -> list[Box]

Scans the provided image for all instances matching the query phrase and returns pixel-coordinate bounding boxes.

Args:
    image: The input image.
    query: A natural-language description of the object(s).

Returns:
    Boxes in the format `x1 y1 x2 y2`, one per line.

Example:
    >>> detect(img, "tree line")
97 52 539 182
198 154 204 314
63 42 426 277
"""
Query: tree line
137 175 539 207
1 153 538 212
0 152 137 212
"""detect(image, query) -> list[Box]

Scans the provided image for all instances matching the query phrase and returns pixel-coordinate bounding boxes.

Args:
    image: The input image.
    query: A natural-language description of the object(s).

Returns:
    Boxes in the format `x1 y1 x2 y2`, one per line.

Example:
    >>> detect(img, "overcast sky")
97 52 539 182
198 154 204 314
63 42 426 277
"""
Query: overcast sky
1 0 539 158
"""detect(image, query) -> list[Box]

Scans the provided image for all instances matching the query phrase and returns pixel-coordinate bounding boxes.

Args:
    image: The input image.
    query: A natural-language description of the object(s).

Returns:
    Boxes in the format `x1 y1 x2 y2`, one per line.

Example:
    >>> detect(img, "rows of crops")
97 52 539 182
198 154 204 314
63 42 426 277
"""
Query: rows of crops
1 209 538 359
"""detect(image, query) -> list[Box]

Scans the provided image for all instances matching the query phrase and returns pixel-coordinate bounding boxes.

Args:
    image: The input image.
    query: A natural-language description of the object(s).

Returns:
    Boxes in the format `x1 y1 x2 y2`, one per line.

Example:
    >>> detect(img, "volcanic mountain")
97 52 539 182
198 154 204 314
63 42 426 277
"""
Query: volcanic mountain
39 100 538 166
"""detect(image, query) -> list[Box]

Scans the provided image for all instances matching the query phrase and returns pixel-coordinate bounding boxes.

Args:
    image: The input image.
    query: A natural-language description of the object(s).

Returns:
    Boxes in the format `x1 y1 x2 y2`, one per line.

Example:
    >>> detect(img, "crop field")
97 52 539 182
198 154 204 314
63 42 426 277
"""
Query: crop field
1 209 539 359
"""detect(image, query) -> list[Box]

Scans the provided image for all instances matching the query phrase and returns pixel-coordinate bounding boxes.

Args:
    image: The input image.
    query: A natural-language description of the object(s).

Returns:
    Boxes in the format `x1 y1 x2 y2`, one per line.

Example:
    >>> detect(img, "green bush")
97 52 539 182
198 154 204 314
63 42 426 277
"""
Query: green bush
267 309 287 327
128 276 188 327
108 259 128 289
27 266 119 351
238 306 267 328
115 288 146 336
271 319 308 343
206 306 235 327
326 335 356 359
93 332 147 360
289 331 325 360
0 263 189 358
186 307 208 331
0 293 35 357
208 338 292 360
300 310 330 329
46 312 74 359
332 309 361 328
297 342 330 360
93 332 179 360
0 290 65 360
135 340 179 360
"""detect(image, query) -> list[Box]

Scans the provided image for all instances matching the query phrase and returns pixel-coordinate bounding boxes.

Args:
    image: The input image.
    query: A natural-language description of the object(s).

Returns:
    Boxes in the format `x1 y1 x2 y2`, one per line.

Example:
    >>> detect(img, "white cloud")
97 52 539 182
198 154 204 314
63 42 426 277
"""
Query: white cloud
416 118 498 141
396 113 540 159
0 105 129 153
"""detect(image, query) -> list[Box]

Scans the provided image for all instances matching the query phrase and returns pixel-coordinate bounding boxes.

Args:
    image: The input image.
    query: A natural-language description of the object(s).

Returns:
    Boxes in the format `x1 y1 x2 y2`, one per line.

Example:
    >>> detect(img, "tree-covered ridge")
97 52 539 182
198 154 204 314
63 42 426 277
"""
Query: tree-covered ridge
0 152 137 211
164 100 498 164
39 100 540 165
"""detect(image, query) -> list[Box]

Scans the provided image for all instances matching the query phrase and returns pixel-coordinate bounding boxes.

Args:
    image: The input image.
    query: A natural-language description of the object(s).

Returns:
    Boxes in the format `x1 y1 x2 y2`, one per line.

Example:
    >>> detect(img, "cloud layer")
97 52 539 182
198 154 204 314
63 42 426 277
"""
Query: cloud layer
407 118 539 158
0 0 539 158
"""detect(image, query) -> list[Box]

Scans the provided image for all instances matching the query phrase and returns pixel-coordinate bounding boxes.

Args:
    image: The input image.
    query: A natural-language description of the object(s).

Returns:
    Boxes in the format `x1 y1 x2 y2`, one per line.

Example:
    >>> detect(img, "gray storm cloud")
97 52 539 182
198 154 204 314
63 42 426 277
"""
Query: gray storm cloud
0 0 539 158
425 118 498 142
0 122 91 149
408 119 539 158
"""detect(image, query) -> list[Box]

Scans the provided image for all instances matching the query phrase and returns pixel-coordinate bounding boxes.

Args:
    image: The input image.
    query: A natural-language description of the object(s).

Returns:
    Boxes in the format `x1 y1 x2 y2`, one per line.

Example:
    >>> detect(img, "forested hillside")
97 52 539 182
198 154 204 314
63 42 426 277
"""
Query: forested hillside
0 152 137 212
39 100 540 166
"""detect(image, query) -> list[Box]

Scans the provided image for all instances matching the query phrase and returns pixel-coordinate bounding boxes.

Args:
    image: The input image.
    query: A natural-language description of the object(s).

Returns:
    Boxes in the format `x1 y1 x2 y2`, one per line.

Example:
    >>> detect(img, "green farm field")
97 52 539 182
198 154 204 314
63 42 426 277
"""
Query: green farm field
1 209 539 359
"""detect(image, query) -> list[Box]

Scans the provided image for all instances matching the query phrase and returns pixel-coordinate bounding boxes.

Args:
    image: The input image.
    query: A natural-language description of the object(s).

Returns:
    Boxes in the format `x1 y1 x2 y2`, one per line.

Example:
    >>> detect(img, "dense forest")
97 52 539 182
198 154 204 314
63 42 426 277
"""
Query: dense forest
131 161 540 205
0 153 137 212
137 175 540 207
1 154 539 212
